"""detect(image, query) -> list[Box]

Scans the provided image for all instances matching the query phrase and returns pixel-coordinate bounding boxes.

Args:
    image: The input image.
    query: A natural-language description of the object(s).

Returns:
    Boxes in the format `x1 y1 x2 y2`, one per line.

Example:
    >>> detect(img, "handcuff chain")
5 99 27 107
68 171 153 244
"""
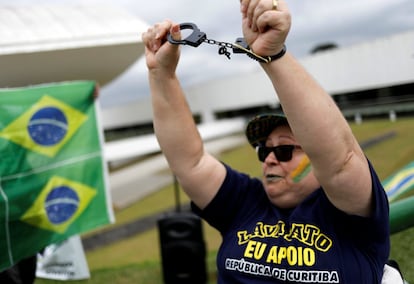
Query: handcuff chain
203 38 235 59
204 38 271 63
203 38 234 49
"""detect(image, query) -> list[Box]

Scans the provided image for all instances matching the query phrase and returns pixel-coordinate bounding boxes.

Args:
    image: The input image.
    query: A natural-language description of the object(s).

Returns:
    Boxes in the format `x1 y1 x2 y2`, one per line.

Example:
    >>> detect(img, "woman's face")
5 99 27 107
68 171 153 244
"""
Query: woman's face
261 124 320 208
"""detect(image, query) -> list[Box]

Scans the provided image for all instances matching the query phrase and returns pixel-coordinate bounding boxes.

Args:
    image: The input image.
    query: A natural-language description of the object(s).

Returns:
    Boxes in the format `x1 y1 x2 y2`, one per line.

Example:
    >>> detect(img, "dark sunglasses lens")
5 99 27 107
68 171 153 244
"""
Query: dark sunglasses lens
258 147 270 162
274 145 294 161
257 145 294 162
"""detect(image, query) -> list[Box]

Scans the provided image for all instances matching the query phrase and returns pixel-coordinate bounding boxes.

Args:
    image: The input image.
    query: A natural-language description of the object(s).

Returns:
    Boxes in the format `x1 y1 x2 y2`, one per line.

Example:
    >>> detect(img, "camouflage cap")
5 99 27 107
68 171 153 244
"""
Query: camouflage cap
245 113 288 147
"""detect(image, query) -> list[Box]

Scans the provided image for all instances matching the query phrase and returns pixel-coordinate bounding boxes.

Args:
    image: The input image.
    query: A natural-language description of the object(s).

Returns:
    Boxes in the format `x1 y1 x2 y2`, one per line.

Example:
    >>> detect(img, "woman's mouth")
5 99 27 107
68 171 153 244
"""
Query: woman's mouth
265 174 283 183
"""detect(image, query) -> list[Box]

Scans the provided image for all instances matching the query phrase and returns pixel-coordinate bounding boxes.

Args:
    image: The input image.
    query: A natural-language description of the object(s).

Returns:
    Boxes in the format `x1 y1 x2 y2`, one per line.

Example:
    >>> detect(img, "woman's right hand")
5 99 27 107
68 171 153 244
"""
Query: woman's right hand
142 20 182 75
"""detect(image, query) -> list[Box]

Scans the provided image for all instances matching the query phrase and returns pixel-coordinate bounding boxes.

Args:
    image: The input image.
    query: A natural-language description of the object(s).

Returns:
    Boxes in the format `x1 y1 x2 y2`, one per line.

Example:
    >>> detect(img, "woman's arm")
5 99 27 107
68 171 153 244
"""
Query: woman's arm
241 0 373 216
142 21 226 209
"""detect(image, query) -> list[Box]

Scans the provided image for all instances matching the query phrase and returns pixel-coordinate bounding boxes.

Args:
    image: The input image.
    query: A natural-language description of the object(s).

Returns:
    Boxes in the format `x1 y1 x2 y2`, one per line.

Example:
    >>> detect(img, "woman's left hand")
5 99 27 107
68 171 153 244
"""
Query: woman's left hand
240 0 291 57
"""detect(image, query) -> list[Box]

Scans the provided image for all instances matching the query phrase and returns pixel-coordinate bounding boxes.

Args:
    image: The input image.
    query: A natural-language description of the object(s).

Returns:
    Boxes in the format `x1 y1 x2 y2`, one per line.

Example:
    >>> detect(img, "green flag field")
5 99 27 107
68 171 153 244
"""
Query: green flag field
0 81 114 271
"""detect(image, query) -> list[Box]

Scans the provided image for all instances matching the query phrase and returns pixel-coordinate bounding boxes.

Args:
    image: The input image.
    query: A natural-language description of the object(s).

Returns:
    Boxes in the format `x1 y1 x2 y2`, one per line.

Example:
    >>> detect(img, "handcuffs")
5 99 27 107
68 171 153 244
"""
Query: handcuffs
167 22 286 64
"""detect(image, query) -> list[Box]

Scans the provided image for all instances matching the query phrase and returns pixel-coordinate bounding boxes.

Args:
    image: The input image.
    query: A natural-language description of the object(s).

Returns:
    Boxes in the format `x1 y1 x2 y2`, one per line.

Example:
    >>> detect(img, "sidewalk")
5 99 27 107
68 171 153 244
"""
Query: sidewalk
108 134 247 209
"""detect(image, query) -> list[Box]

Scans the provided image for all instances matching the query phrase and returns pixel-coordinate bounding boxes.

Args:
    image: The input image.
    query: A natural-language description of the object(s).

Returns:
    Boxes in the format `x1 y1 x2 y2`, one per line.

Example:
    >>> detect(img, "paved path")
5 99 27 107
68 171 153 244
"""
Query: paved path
108 135 247 209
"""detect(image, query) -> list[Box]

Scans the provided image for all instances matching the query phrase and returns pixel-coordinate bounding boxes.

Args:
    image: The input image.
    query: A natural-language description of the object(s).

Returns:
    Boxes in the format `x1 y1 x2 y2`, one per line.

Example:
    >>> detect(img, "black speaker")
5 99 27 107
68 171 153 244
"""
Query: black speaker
158 212 207 284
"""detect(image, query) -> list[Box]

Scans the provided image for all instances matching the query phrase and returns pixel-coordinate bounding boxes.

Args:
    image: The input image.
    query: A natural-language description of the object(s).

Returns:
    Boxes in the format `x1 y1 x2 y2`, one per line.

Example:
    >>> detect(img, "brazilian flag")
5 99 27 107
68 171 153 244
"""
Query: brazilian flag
0 81 114 271
383 161 414 203
383 161 414 234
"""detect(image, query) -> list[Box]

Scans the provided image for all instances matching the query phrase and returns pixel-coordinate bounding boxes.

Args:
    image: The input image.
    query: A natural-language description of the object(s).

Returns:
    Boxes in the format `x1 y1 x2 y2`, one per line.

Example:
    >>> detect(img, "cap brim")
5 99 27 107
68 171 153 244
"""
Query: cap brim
245 113 288 147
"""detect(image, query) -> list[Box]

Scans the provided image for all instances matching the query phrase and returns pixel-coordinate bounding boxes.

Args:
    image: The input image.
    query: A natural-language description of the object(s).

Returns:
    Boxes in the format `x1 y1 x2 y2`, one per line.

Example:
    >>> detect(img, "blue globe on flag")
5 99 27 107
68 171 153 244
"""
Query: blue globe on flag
45 186 79 225
28 107 68 146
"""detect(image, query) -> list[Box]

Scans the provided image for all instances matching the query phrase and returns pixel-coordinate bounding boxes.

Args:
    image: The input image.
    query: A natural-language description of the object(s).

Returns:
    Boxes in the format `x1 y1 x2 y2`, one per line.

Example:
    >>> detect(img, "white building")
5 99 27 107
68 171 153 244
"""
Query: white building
0 4 147 88
102 29 414 129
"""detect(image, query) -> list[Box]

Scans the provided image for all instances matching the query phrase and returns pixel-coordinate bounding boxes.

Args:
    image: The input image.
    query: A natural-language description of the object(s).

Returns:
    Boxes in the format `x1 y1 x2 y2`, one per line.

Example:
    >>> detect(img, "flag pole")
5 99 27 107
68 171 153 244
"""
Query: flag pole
173 175 181 212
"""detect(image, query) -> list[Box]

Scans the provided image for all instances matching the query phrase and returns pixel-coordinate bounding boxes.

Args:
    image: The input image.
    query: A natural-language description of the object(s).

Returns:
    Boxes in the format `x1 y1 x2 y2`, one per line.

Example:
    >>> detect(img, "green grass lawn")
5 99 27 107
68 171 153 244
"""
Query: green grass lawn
36 117 414 284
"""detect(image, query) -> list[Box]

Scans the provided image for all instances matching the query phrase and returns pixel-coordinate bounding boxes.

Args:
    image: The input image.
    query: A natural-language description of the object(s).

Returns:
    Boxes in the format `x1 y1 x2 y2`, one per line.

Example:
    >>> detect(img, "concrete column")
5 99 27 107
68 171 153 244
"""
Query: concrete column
201 110 215 123
389 110 397 122
355 113 362 124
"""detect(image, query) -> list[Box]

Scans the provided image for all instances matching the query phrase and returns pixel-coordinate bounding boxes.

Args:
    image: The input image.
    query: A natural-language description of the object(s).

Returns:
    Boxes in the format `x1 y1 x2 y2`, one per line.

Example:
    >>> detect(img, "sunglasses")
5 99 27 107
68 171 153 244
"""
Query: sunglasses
256 145 301 162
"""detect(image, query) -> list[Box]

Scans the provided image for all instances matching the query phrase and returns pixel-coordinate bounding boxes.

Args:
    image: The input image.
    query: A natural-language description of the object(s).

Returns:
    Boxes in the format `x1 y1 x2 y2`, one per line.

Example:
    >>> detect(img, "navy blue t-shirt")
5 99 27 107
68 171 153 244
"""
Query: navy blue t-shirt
192 161 390 283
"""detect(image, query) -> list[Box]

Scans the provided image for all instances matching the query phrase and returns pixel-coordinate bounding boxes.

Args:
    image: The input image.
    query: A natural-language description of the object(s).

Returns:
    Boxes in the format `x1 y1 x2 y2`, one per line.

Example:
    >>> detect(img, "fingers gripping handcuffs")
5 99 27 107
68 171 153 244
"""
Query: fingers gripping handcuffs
167 23 286 64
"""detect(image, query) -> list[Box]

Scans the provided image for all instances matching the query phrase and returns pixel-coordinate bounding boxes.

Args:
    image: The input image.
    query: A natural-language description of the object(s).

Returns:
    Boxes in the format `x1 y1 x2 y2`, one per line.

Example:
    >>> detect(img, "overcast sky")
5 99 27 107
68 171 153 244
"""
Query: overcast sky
2 0 414 107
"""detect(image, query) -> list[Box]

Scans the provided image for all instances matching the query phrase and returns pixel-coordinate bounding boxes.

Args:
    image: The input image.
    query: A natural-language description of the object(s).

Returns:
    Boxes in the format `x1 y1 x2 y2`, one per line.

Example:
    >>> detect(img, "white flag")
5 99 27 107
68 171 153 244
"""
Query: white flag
36 235 90 280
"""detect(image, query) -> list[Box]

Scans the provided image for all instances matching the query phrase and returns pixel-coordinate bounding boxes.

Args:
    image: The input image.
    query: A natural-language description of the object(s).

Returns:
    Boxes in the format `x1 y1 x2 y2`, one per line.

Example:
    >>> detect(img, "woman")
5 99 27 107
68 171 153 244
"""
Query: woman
142 0 391 282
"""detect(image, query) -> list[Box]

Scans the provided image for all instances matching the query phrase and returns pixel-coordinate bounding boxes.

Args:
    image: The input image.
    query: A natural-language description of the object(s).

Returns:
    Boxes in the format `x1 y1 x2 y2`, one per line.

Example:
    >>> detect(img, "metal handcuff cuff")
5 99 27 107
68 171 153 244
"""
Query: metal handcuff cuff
167 23 286 64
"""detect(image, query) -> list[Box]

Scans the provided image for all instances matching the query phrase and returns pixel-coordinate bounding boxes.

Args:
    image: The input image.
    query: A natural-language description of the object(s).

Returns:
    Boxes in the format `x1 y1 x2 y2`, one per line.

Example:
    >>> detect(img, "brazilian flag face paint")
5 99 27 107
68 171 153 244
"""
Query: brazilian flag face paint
290 155 312 183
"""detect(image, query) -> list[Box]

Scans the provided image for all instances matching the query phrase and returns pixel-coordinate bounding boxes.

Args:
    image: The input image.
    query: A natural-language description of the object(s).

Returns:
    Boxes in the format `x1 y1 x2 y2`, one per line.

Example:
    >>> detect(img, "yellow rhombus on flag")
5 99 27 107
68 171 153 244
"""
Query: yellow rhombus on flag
20 175 97 234
0 95 87 157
